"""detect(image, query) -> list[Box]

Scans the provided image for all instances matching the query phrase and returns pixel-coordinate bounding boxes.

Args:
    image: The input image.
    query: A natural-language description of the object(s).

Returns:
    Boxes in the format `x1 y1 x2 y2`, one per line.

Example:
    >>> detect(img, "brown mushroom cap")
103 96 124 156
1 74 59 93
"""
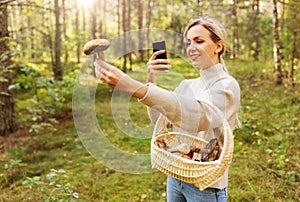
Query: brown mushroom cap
83 39 110 55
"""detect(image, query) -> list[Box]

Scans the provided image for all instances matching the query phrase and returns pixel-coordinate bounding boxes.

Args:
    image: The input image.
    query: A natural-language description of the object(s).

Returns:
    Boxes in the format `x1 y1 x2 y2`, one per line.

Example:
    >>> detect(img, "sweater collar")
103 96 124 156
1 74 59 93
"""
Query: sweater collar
199 63 227 86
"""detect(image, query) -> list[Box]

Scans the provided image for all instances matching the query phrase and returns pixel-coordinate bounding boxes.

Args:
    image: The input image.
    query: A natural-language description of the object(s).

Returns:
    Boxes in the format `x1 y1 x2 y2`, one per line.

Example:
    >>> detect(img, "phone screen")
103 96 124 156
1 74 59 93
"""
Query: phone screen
152 40 167 59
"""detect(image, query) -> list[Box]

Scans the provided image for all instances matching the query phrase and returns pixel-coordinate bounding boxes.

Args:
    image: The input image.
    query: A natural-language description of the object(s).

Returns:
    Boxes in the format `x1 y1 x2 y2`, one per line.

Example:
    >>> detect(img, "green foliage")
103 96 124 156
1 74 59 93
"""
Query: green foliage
11 63 77 133
227 59 299 201
12 64 76 108
44 169 79 202
22 169 79 202
2 0 299 200
0 159 27 188
0 59 299 201
23 176 44 188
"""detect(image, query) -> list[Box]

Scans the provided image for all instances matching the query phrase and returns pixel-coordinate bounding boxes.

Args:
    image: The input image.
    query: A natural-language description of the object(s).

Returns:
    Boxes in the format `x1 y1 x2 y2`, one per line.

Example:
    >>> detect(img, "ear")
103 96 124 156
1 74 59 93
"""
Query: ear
214 41 223 54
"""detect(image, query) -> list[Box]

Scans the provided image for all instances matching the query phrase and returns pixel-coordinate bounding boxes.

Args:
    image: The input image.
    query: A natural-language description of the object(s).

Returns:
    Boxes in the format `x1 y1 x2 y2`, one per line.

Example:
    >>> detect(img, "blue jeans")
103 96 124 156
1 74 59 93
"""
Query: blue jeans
167 176 227 202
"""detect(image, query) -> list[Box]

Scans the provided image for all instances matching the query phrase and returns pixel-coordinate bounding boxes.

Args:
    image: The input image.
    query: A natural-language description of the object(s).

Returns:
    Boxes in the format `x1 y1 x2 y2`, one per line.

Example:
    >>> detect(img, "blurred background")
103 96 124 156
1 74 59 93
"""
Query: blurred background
0 0 299 201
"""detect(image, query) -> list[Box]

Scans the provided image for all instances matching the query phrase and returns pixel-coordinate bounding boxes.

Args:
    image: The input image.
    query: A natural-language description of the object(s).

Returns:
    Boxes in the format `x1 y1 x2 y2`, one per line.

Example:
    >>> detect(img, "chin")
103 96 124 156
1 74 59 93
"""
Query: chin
191 61 202 69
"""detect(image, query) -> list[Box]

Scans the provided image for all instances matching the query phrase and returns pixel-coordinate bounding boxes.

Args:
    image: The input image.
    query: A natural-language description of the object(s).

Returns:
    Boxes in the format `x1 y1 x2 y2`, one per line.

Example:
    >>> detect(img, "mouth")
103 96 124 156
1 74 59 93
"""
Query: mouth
189 54 200 61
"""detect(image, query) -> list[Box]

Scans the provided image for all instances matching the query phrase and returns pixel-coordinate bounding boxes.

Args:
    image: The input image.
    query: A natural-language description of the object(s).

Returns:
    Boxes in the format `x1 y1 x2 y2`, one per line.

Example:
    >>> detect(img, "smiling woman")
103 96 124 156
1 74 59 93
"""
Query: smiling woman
92 16 241 201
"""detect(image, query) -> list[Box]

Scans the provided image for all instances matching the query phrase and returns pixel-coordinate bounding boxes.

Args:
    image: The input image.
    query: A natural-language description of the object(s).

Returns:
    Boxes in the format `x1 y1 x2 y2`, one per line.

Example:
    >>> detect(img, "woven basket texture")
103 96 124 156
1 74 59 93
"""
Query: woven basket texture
151 115 234 191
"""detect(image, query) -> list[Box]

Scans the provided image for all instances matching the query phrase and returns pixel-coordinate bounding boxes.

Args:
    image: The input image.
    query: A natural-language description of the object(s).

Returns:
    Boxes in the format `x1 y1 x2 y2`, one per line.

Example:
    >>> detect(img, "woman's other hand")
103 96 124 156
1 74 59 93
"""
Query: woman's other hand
94 59 147 99
147 50 171 83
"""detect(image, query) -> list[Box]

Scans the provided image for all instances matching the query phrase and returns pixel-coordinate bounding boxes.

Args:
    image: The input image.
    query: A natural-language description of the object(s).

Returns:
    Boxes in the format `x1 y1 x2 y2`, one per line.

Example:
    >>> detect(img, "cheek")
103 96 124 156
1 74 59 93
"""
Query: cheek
202 45 216 56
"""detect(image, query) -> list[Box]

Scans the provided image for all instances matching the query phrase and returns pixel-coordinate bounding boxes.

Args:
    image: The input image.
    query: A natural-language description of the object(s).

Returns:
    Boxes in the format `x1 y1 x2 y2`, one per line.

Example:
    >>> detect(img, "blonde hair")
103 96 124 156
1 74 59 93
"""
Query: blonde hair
184 16 228 72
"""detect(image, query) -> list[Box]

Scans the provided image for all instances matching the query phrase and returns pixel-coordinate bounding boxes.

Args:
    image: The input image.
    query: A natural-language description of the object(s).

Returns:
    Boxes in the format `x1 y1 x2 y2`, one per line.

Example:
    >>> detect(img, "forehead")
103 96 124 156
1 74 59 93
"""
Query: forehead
186 24 211 40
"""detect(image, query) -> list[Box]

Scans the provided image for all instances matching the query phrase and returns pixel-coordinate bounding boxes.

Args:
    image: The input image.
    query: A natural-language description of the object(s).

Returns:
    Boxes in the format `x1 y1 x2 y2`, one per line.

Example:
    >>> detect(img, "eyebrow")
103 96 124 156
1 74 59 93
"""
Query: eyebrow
187 36 205 41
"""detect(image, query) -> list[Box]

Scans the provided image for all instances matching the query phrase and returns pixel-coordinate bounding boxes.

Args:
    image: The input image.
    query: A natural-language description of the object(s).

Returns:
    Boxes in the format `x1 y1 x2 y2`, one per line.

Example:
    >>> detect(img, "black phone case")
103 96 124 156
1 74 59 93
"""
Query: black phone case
152 40 167 59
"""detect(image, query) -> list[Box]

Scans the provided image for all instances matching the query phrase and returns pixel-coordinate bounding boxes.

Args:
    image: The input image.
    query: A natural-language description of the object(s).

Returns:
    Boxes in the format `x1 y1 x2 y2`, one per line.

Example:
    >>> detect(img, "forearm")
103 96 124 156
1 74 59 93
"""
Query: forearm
126 78 148 99
146 72 157 84
139 84 221 134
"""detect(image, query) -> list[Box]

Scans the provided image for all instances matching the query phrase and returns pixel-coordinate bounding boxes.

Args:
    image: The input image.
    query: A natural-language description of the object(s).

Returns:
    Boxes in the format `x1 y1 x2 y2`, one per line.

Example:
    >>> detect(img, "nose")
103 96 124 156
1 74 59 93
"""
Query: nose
187 42 197 53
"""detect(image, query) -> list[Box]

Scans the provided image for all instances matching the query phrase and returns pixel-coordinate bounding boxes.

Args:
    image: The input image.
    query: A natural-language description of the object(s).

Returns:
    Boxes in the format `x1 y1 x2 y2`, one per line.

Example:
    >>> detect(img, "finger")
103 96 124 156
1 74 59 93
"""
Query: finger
149 64 171 72
154 68 169 72
94 63 111 83
94 61 105 73
94 61 110 81
153 59 170 65
95 59 113 71
154 67 171 71
147 59 170 67
94 66 102 78
149 50 166 61
98 70 110 84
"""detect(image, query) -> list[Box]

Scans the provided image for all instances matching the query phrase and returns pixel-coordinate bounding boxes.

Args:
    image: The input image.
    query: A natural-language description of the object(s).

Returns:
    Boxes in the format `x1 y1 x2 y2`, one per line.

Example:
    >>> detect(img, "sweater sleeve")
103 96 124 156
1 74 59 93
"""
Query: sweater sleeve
139 85 215 134
195 77 240 130
139 78 240 134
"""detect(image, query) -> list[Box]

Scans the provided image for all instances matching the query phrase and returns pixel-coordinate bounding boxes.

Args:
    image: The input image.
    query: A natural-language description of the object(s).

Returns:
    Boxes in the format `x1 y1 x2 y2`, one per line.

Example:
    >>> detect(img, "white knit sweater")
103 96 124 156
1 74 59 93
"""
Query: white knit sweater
139 63 240 189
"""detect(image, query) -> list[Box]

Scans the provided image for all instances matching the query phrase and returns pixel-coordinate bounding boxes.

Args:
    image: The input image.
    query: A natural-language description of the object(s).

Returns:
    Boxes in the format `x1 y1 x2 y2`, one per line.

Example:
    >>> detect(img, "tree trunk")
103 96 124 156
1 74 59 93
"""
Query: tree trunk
122 0 127 73
98 0 104 38
19 4 26 58
48 21 55 69
272 0 283 85
145 0 152 59
82 6 86 33
75 1 80 64
91 0 97 39
27 13 35 59
196 0 203 16
253 0 260 60
117 0 121 35
287 1 299 87
41 0 46 58
127 0 132 71
138 0 144 61
232 0 239 59
0 3 18 136
54 0 62 80
62 0 69 64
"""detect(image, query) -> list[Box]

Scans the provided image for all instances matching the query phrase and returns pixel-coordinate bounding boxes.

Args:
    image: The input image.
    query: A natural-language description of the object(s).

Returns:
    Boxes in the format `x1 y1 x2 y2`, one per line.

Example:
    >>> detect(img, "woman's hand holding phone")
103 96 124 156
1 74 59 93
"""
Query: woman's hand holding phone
146 50 171 83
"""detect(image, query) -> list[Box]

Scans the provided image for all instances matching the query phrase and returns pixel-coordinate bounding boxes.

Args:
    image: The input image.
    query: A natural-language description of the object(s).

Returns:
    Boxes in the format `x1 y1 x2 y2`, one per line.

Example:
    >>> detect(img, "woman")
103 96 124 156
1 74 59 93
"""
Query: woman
95 16 240 202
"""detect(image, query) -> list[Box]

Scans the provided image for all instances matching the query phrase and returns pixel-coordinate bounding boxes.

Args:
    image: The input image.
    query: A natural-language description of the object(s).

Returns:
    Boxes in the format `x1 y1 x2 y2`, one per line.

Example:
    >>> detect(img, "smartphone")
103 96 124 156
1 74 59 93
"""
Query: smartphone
152 40 168 70
152 40 167 59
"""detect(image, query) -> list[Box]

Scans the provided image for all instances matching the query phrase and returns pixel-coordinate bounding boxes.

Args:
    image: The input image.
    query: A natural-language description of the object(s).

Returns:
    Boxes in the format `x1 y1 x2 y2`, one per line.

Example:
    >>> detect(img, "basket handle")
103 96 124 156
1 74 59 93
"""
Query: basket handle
153 115 169 137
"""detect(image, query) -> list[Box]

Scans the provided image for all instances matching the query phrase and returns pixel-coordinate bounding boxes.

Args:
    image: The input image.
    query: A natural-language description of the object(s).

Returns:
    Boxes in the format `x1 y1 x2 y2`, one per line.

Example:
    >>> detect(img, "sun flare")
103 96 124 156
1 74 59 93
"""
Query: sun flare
78 0 94 8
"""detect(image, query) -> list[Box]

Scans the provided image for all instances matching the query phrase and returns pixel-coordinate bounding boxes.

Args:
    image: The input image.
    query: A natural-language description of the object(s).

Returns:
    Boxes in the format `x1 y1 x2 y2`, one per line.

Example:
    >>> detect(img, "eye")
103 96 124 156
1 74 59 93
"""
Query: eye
196 40 204 44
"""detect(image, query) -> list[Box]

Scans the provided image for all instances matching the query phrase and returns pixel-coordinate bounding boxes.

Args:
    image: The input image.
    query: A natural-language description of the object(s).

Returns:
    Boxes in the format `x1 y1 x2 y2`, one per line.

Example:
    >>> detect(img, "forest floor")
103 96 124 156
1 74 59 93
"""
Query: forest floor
0 59 299 201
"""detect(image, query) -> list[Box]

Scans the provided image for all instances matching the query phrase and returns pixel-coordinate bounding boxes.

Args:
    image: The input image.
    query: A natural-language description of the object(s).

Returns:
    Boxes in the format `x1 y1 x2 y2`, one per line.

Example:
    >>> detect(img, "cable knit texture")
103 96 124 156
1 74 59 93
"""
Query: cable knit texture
139 63 240 189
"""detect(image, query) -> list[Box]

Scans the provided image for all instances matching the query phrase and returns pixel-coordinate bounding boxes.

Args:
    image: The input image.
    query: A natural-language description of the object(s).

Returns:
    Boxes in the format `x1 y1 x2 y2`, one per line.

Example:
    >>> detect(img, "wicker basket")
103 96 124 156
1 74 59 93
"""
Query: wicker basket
151 113 234 191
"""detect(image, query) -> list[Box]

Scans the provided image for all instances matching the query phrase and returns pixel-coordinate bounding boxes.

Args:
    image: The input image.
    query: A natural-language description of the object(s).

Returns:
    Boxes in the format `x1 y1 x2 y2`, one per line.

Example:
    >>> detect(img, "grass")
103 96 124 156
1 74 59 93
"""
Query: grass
0 58 299 201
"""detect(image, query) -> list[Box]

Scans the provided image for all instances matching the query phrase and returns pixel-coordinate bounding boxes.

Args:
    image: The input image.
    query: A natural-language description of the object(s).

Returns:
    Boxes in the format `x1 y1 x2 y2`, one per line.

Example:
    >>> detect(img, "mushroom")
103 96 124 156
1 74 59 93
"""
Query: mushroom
154 139 167 149
167 143 190 155
201 138 221 162
83 39 110 78
83 39 110 59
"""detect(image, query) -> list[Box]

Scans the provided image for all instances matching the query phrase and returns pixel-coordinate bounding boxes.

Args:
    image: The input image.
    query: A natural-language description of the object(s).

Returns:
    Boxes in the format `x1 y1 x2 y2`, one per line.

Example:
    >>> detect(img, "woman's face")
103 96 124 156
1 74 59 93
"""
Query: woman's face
186 24 221 70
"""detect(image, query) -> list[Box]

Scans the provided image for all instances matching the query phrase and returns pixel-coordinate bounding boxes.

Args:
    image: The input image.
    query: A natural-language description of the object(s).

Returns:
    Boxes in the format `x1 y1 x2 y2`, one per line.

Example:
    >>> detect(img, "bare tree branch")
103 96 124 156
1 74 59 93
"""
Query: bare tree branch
4 0 54 11
278 0 300 6
0 0 16 6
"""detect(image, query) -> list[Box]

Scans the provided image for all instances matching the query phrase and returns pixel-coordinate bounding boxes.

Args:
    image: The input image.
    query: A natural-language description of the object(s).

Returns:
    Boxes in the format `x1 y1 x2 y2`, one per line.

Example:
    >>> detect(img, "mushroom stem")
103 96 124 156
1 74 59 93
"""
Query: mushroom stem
83 39 110 78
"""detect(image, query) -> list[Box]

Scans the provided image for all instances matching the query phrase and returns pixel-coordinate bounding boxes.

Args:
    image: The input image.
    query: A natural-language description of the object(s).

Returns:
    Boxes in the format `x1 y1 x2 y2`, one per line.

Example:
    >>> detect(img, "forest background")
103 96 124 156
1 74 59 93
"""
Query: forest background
0 0 299 201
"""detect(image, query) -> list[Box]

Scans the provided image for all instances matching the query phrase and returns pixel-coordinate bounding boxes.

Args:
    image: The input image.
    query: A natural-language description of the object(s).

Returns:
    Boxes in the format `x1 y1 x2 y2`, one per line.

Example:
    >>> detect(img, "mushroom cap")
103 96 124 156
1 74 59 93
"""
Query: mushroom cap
83 39 110 55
